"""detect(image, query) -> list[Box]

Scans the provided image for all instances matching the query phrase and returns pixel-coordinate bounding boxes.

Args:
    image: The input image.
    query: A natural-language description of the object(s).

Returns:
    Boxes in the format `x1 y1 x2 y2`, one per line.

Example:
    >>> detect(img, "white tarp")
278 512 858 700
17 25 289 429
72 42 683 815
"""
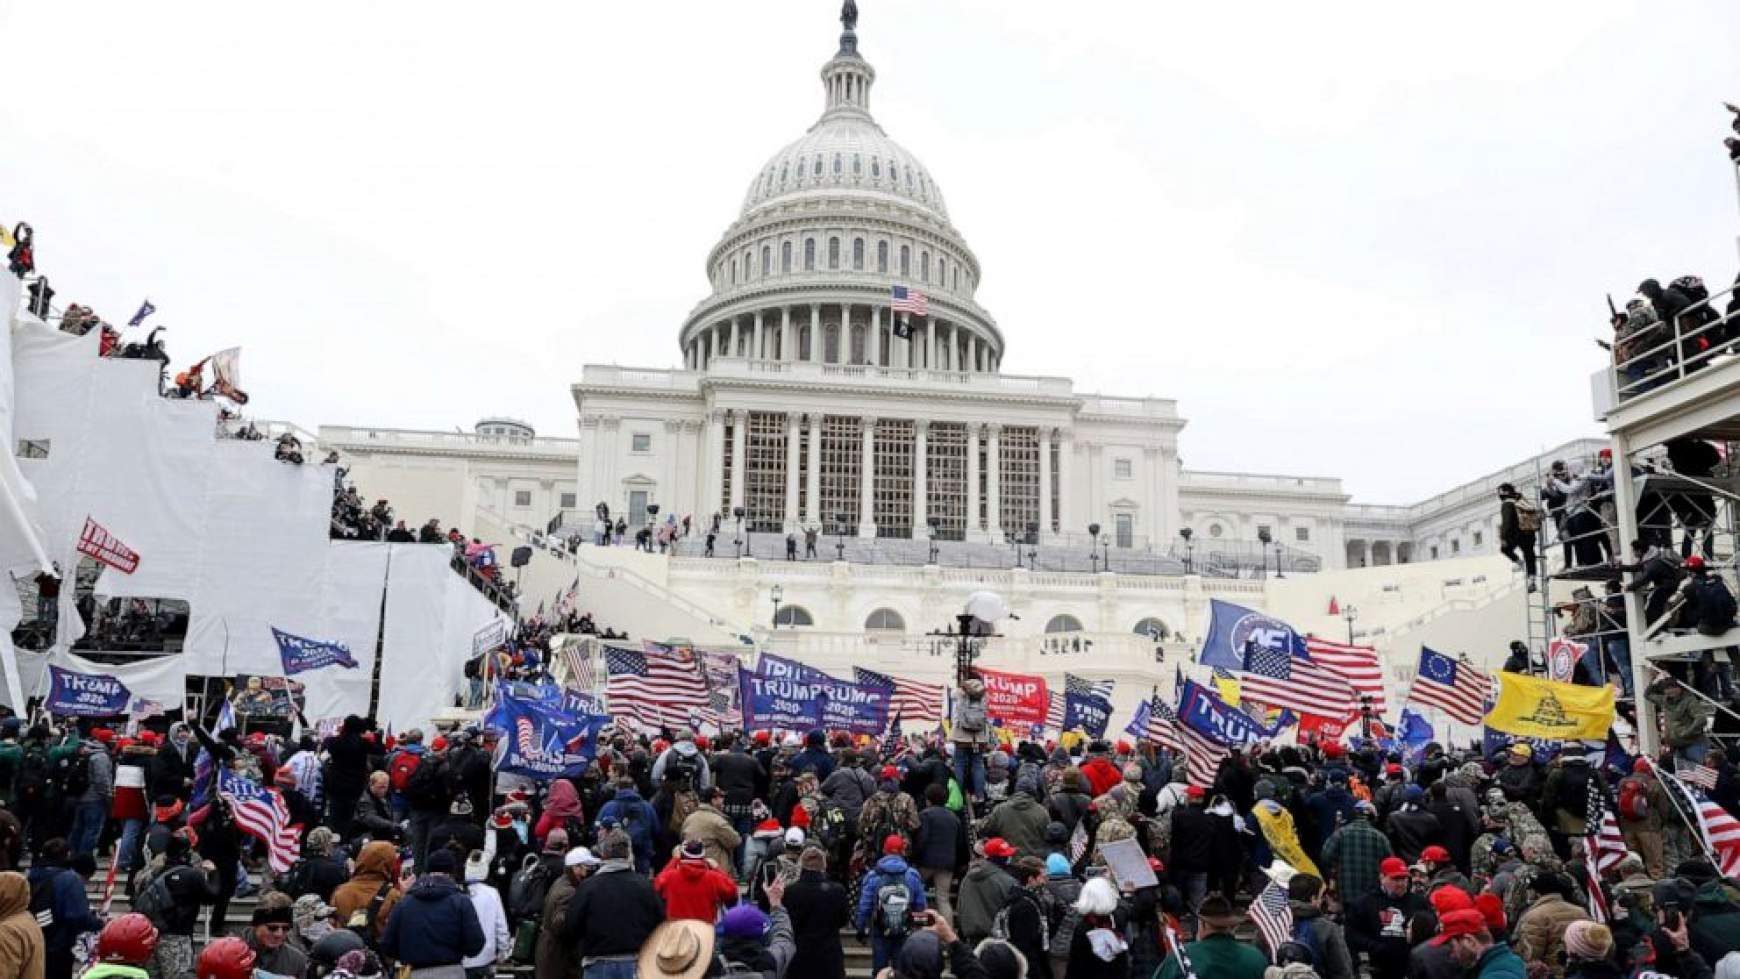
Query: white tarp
0 273 52 578
8 313 492 725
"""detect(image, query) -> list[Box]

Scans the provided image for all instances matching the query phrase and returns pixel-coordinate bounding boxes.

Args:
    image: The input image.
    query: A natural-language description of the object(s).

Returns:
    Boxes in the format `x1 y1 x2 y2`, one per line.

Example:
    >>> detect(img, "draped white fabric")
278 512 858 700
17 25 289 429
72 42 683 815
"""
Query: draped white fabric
0 275 52 579
378 544 508 731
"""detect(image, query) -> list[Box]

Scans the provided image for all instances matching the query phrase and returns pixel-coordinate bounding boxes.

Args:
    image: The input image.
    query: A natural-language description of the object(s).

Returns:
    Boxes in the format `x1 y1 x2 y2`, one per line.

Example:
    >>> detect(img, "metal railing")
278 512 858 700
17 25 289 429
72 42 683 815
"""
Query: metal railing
1612 278 1740 401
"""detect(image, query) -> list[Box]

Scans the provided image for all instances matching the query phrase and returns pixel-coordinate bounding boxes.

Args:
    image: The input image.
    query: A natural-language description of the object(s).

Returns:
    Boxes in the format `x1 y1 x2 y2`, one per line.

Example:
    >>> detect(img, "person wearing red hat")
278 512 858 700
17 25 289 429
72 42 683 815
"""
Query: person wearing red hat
853 828 928 973
1346 856 1426 979
855 764 919 868
1434 907 1523 975
1473 892 1508 944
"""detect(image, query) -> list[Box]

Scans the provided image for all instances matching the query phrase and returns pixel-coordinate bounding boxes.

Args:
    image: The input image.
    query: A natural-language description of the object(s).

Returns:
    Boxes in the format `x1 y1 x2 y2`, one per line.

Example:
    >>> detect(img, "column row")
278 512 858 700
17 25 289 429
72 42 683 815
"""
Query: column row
685 304 1000 373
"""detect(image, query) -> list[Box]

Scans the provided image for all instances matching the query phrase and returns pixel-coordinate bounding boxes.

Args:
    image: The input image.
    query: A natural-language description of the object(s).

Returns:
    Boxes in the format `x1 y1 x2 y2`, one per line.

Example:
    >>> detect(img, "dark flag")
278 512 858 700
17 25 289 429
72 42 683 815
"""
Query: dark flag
128 298 156 327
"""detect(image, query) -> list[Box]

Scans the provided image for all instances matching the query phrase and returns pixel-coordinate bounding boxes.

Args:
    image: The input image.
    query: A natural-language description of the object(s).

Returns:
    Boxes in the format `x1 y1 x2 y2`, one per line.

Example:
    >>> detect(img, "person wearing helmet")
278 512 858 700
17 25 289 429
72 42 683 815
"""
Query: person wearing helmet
87 913 158 979
195 937 256 979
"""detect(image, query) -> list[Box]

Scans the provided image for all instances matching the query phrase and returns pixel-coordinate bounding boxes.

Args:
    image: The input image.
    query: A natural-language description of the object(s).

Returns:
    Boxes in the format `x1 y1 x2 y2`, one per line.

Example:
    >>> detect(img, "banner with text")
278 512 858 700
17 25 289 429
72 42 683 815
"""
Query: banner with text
751 653 891 733
272 626 358 675
46 665 132 717
484 684 611 780
1177 678 1283 747
973 667 1050 727
1063 691 1113 738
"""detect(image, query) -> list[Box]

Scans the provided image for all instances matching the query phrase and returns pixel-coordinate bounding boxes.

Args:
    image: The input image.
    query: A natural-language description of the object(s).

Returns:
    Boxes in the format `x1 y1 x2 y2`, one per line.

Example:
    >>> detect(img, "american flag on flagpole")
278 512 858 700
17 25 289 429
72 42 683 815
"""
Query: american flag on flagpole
1126 692 1186 756
854 667 943 723
1676 757 1719 791
1236 641 1356 718
1406 647 1491 726
604 642 711 732
219 769 303 874
1067 820 1089 863
1583 778 1627 921
891 285 928 317
1046 690 1066 731
1249 880 1293 961
881 711 909 765
560 640 597 693
1304 637 1388 715
1652 759 1740 878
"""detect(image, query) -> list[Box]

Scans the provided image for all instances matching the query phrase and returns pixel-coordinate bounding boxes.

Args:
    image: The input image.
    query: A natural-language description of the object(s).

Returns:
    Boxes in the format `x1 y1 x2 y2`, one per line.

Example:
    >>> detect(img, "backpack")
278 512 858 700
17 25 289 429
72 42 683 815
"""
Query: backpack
15 745 50 804
1672 275 1709 305
280 858 318 899
132 870 176 926
29 873 57 931
1618 777 1649 821
403 754 449 810
52 751 90 798
957 697 988 736
387 750 422 795
873 880 912 939
813 803 849 851
344 880 394 949
1692 577 1737 636
507 854 555 925
992 890 1050 953
1288 917 1321 966
1513 497 1543 534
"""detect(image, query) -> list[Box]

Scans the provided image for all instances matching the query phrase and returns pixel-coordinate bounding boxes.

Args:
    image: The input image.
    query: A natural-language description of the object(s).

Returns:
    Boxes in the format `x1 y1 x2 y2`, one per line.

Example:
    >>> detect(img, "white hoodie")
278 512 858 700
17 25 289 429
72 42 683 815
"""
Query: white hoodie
463 881 511 969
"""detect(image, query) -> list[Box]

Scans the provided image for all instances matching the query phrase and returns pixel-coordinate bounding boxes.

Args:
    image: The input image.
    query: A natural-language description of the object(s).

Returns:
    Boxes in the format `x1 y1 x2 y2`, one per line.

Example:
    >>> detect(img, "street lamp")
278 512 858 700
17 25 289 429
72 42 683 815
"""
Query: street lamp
927 517 939 565
770 584 783 629
1088 523 1101 573
1179 527 1193 574
1343 604 1359 645
733 506 746 558
835 512 849 561
1274 538 1286 579
1257 527 1272 580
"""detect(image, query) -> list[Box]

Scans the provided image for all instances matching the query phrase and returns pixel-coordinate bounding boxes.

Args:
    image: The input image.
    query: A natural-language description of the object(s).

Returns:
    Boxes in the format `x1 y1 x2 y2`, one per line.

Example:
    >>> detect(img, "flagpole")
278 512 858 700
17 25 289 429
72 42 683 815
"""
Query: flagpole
1642 757 1728 871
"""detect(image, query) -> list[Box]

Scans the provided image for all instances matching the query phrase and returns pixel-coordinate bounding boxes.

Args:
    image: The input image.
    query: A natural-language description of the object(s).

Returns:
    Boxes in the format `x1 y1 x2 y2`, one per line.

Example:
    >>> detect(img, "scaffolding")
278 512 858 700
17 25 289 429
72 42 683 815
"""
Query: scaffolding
1591 274 1740 756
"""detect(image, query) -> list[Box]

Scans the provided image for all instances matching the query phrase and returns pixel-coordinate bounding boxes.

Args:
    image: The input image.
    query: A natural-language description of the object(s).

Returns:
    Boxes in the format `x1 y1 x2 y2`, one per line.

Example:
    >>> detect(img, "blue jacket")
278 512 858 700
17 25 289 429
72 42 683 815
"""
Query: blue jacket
792 746 836 781
1472 943 1526 978
854 855 926 931
26 866 101 951
596 788 657 871
379 874 485 968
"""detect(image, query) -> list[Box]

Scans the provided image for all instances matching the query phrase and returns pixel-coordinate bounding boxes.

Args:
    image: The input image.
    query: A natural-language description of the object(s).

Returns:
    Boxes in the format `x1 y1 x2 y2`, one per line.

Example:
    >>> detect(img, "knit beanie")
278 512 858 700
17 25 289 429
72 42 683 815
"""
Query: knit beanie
1045 853 1072 877
1563 920 1613 962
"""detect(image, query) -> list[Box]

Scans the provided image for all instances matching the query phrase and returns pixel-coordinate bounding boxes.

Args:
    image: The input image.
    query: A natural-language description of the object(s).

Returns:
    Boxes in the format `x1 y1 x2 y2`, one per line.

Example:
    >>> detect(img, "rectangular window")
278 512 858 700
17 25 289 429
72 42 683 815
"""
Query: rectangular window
631 433 652 452
998 426 1040 543
1257 523 1272 539
1472 531 1483 547
16 439 49 459
1115 513 1134 549
1451 539 1461 554
1295 526 1310 542
819 416 862 535
1430 545 1440 560
514 490 532 508
560 492 577 509
872 419 914 539
744 411 789 533
1113 458 1132 479
926 423 967 541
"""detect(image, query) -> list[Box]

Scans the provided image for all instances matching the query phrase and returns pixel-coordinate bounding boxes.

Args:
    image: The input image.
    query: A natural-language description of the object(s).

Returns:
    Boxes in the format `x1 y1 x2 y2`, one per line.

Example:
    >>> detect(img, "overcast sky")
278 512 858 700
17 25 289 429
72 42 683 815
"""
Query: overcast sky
5 0 1739 504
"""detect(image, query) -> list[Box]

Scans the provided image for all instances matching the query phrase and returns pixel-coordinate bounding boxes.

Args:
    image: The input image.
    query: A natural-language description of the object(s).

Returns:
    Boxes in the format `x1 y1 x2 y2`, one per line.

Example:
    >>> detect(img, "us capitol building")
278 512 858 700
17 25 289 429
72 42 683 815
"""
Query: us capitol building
318 8 1601 656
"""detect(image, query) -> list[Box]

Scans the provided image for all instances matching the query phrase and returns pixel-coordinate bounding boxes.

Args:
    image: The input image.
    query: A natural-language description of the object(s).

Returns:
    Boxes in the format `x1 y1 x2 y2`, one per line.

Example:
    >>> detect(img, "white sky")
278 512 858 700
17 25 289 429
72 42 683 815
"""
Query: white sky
4 0 1739 504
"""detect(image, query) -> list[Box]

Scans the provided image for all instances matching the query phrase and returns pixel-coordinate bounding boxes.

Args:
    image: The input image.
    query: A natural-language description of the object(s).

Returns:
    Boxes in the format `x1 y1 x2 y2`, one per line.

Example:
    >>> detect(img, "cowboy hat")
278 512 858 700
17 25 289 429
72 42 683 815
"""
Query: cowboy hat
638 920 715 979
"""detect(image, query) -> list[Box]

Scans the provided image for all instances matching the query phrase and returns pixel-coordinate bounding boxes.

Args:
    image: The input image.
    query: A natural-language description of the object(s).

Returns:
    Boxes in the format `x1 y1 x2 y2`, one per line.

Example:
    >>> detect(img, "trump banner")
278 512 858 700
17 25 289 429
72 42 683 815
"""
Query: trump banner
272 627 358 675
46 666 131 717
1197 599 1301 670
484 685 611 780
748 654 891 734
1483 672 1615 742
973 667 1050 727
1063 691 1113 738
77 517 140 574
1177 678 1284 747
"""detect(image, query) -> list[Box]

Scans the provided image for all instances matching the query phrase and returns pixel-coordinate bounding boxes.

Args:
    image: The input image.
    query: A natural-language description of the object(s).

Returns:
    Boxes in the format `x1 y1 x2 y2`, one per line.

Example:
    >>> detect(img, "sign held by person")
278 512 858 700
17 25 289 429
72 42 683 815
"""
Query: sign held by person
46 665 131 716
77 516 140 574
272 626 358 674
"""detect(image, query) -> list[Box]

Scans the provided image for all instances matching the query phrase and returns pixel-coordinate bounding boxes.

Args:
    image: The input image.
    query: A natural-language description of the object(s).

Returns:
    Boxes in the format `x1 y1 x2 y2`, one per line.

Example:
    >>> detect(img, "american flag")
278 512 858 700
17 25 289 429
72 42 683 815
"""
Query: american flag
1406 647 1491 725
604 642 710 732
218 769 303 874
1676 757 1719 791
1654 759 1740 878
880 711 909 765
1046 674 1114 730
1583 779 1627 921
559 640 596 693
1126 692 1186 756
891 285 928 316
554 576 579 618
1304 637 1388 716
1180 720 1231 790
1161 919 1199 979
1249 880 1293 961
1068 820 1089 864
1236 641 1356 718
854 667 943 723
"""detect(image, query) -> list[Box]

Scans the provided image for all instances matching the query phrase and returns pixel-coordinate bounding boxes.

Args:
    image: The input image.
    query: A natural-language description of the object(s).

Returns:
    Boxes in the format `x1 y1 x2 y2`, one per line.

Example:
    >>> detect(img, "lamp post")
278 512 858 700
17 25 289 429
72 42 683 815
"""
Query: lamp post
733 506 746 559
1179 527 1194 574
835 512 848 561
1343 604 1358 646
927 518 939 565
1088 523 1101 573
1257 527 1272 580
1274 539 1286 579
770 584 783 629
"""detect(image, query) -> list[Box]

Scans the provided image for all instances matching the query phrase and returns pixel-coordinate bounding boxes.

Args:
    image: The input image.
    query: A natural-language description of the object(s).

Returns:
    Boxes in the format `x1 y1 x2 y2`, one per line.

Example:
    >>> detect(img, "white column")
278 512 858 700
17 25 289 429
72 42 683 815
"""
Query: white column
966 424 981 538
1039 427 1053 539
808 304 820 363
753 310 764 360
784 412 801 530
841 303 853 365
781 307 793 362
1057 427 1075 535
806 413 823 526
912 419 929 539
703 410 725 520
729 317 740 359
928 319 939 370
869 305 881 367
967 333 978 374
702 333 712 369
728 409 747 514
986 423 1003 538
858 415 877 538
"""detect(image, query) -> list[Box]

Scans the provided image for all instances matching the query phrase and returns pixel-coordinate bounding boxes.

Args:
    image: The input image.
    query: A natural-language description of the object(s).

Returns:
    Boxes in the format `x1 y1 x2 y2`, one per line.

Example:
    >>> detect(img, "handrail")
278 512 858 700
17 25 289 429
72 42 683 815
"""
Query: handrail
1612 277 1740 400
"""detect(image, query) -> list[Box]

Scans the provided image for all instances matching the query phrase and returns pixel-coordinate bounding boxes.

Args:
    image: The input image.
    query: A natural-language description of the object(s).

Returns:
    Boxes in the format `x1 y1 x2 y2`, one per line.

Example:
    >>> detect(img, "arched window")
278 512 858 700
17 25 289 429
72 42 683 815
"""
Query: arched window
906 169 914 191
743 249 752 279
877 241 889 273
865 608 905 632
937 257 946 287
798 156 807 180
781 241 792 273
1045 614 1085 634
763 171 772 195
954 267 960 291
774 605 814 627
852 238 865 271
828 237 841 270
853 153 862 176
899 245 910 277
779 162 788 187
804 238 816 271
833 153 842 175
1133 617 1170 640
920 251 930 283
891 162 900 185
761 246 771 277
730 260 737 285
872 158 881 178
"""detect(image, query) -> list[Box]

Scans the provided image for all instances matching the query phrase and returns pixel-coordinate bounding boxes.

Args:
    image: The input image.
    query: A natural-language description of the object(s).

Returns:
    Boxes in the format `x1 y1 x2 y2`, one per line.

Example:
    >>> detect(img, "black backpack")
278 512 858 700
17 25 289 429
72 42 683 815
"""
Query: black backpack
54 752 91 798
1693 577 1738 636
404 755 450 810
506 855 555 925
280 859 318 899
14 745 50 804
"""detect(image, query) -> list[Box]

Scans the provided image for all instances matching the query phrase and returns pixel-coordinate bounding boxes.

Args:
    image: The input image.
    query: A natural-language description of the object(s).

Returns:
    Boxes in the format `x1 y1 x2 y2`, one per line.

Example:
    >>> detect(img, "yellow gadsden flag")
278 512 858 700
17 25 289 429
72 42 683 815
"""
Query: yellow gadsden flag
1483 671 1616 742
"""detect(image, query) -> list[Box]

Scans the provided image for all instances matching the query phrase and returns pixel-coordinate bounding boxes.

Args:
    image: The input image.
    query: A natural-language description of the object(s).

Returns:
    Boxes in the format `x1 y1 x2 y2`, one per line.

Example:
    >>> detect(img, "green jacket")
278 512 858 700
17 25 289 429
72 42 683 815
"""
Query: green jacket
81 965 149 979
1154 932 1268 979
1645 686 1712 749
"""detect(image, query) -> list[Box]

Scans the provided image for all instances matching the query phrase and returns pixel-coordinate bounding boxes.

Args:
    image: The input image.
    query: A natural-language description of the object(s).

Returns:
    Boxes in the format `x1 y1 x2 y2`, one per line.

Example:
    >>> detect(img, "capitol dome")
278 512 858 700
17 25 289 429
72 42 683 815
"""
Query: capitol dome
679 7 1002 376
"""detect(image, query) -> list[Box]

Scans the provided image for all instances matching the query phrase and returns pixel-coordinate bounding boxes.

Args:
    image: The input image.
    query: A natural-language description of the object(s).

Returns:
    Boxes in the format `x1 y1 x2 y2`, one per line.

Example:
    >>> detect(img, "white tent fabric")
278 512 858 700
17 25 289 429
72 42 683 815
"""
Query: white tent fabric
0 274 52 578
378 545 508 731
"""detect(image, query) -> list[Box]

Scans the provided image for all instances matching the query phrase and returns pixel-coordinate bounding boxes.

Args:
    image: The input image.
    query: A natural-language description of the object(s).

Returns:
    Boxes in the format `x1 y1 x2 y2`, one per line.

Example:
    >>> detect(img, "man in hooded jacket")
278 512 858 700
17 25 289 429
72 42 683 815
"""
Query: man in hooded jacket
331 841 404 948
855 836 928 973
0 871 44 979
378 848 485 973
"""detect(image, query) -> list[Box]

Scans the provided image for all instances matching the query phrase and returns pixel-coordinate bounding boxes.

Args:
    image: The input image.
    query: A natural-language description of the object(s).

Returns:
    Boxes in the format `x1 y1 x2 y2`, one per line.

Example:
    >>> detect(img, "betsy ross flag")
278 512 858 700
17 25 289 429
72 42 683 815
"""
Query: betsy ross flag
219 769 303 874
1236 640 1355 718
1249 880 1293 961
1407 647 1491 725
1304 637 1387 716
891 285 928 318
604 642 710 732
854 667 943 722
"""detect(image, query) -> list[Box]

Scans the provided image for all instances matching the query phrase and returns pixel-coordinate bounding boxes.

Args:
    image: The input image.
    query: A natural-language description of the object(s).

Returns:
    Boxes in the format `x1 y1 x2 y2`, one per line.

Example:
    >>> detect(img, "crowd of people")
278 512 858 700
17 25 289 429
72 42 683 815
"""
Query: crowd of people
0 660 1733 979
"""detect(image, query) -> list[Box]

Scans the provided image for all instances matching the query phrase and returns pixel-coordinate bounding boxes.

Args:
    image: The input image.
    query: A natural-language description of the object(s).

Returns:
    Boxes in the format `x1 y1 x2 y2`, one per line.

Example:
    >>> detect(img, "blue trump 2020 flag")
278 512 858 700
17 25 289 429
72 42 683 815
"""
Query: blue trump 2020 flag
45 665 132 716
1063 691 1113 738
485 684 611 780
273 627 358 675
1197 599 1303 670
